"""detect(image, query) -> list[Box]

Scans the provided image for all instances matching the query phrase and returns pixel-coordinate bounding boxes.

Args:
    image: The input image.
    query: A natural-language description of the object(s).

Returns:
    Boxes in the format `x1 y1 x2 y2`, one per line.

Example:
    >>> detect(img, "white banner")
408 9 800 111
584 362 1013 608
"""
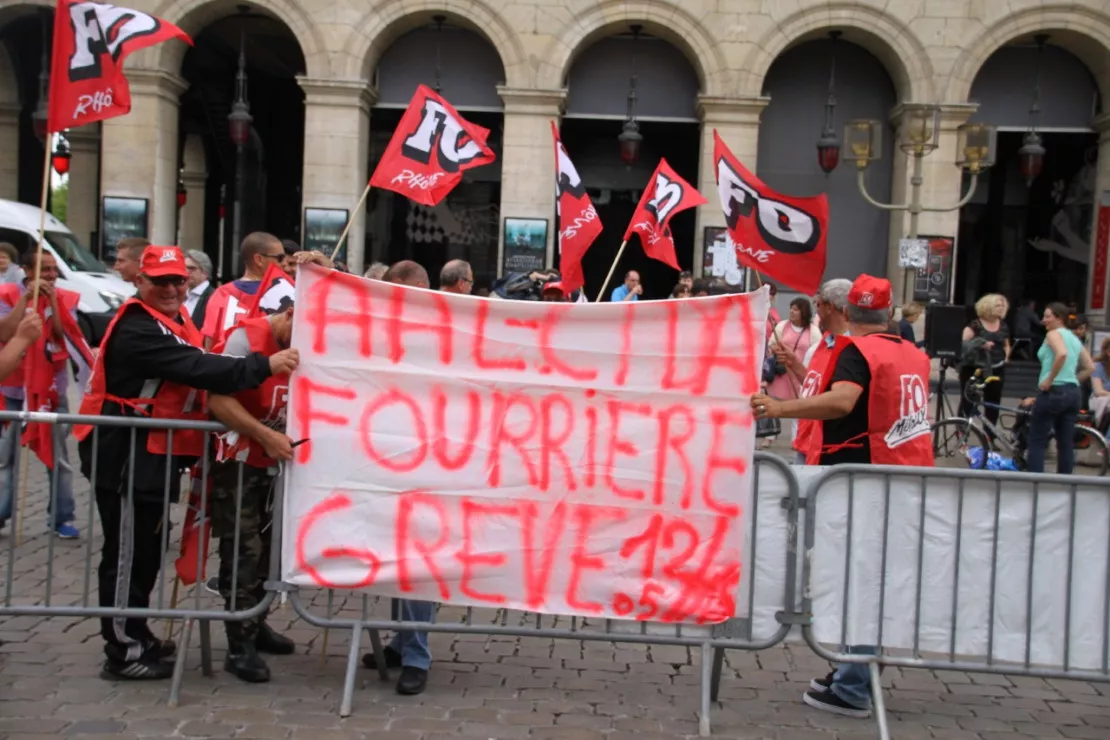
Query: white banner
282 265 768 624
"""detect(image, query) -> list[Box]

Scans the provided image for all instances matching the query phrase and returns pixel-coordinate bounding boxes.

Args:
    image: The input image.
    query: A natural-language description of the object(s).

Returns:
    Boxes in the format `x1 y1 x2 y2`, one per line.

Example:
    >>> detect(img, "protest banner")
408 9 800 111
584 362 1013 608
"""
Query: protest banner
282 265 769 623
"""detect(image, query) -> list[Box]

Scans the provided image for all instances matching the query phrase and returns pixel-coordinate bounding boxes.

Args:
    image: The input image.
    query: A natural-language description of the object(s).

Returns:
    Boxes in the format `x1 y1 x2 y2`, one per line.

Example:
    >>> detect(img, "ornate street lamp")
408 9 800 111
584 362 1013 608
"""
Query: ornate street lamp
816 31 842 174
51 139 71 175
432 14 446 94
617 24 643 166
227 36 253 147
1018 34 1049 185
31 19 50 142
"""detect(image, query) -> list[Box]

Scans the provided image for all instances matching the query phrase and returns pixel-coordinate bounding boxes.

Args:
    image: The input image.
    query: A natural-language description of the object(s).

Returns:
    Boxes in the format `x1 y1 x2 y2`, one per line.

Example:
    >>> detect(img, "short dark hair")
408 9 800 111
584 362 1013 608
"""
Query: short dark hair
116 237 148 260
691 277 713 296
679 271 692 280
281 239 301 257
20 249 47 269
384 260 429 287
240 232 281 264
1046 301 1069 323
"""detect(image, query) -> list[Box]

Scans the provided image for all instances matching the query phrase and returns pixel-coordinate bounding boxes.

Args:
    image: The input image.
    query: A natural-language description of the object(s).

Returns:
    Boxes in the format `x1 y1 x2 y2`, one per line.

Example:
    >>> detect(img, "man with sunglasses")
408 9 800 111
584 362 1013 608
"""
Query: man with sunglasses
76 246 300 682
200 232 287 351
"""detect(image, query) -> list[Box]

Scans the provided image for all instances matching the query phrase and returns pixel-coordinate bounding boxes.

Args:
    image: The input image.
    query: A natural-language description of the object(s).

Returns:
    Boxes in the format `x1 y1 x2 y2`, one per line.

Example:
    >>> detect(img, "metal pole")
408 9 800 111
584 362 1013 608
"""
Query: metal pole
905 152 924 302
232 143 243 277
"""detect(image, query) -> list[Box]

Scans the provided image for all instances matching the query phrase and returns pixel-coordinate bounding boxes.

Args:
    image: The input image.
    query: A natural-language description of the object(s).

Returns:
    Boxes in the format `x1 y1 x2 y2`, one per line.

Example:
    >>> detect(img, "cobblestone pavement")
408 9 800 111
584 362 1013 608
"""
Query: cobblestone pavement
2 438 1109 739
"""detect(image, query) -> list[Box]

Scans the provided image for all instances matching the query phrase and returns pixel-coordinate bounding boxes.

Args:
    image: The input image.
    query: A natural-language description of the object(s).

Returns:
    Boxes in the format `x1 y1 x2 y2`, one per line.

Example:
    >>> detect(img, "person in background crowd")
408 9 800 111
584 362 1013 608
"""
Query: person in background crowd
360 259 435 695
751 275 933 721
0 243 23 284
364 262 389 281
776 279 853 465
677 270 693 292
766 283 781 337
1023 302 1094 475
1090 337 1110 428
0 251 82 539
1069 316 1093 408
690 278 712 297
765 296 821 448
280 239 301 279
75 246 298 681
207 300 299 683
611 270 642 302
957 294 1011 425
439 259 474 294
0 313 42 383
671 283 691 299
541 280 571 302
113 238 149 284
184 250 215 327
1012 298 1042 359
898 302 923 345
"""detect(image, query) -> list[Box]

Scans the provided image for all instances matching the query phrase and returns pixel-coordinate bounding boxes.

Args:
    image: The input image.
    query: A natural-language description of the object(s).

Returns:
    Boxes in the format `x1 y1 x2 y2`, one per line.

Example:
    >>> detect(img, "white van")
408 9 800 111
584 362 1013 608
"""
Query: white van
0 198 134 345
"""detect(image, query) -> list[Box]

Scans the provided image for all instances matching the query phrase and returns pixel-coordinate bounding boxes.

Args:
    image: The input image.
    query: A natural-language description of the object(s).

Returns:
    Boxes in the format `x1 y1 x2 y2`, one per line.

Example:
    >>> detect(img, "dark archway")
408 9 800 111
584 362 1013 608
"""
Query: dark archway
0 6 52 207
759 37 897 286
179 10 306 280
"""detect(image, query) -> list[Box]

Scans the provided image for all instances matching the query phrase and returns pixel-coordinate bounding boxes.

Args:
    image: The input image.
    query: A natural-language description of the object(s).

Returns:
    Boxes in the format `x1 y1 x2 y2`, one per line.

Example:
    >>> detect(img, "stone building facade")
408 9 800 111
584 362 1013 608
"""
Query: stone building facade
1 0 1109 318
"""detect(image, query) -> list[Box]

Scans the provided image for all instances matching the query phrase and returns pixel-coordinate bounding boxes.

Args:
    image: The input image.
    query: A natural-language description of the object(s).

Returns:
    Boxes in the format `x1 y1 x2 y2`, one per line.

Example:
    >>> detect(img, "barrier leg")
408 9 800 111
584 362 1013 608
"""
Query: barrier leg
199 618 213 677
698 642 712 737
167 617 193 708
366 627 389 682
869 662 890 740
709 647 725 702
339 624 363 718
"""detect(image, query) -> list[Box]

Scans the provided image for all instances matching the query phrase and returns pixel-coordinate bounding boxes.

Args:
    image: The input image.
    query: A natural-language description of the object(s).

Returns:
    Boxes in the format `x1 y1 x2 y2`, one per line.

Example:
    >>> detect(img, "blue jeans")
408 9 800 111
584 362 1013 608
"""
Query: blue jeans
1025 384 1081 474
389 599 433 670
830 645 878 710
0 395 75 527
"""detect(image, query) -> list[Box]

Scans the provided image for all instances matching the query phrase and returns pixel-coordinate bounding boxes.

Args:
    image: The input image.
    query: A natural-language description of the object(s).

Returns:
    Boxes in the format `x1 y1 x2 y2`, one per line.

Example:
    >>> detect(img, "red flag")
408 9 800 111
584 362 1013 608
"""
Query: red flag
22 292 91 468
243 262 295 320
552 122 602 293
622 159 706 271
369 84 496 206
47 1 192 133
713 131 828 295
174 466 211 586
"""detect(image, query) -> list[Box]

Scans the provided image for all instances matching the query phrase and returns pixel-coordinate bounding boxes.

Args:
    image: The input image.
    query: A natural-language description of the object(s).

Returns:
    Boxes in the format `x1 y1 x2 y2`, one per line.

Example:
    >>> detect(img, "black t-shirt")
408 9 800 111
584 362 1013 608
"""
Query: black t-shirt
820 344 872 465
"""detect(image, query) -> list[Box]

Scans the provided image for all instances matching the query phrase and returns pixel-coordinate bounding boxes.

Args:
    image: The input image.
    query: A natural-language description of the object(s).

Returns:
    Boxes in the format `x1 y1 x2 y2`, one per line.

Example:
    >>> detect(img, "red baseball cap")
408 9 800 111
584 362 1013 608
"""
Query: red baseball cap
848 274 892 310
140 246 188 278
542 280 569 297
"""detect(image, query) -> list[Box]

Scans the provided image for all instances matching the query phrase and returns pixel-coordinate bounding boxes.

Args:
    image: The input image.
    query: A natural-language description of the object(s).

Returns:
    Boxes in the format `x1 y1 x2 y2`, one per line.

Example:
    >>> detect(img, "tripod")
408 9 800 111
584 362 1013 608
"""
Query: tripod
934 357 959 422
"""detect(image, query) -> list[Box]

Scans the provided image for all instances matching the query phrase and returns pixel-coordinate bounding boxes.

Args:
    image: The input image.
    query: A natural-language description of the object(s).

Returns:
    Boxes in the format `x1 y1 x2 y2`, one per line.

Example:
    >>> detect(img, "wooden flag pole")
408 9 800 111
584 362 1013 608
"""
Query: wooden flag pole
594 239 628 303
328 183 372 263
16 138 56 546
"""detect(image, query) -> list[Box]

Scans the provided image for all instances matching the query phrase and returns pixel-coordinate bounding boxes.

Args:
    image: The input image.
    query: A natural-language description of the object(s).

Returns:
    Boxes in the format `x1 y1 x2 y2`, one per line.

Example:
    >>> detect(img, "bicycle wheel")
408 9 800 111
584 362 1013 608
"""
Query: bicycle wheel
932 418 990 469
1072 425 1110 476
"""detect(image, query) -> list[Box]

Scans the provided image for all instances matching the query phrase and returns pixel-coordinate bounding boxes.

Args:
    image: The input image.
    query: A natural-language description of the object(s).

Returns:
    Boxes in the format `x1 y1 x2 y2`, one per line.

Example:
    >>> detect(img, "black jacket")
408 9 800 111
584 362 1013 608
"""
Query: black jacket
78 302 272 501
189 283 216 329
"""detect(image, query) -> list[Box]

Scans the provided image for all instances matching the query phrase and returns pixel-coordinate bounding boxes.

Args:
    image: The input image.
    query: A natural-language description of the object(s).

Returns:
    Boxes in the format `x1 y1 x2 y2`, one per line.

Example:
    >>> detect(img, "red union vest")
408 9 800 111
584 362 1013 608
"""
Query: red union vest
0 283 80 389
201 280 259 345
213 316 288 468
75 298 208 456
805 333 935 467
792 333 837 458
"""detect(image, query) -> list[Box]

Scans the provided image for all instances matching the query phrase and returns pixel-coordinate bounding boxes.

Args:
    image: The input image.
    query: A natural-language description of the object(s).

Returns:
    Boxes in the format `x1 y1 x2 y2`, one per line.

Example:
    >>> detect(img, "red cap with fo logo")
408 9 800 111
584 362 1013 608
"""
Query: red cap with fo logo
847 274 892 310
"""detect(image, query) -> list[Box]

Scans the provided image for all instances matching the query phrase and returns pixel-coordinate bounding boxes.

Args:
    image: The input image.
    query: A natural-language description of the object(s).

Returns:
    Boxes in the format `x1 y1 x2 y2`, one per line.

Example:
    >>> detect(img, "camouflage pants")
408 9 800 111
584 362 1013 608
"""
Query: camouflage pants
210 460 276 643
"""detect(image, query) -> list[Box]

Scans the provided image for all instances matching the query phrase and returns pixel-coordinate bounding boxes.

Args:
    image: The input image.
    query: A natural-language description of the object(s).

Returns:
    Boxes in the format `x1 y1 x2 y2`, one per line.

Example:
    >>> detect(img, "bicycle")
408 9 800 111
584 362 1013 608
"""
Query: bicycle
931 370 1109 476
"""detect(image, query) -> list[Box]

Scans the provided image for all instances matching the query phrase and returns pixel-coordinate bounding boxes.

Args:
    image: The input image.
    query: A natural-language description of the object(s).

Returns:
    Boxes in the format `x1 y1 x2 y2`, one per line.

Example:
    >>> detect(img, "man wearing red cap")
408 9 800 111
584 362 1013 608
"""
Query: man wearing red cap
76 246 300 682
751 273 933 719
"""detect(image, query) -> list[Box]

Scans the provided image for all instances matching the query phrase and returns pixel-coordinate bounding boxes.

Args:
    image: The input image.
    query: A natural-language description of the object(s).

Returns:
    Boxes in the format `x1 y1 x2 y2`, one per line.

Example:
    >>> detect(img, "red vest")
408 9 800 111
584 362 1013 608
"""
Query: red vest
75 298 208 456
201 281 259 345
792 333 837 457
805 333 935 467
0 283 80 389
213 316 288 468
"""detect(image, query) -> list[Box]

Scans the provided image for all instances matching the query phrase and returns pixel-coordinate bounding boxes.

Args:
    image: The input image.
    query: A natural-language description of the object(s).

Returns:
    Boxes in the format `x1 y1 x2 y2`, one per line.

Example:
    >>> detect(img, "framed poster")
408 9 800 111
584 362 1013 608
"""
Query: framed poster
911 235 956 304
100 197 148 259
702 226 748 288
303 208 350 264
502 217 548 275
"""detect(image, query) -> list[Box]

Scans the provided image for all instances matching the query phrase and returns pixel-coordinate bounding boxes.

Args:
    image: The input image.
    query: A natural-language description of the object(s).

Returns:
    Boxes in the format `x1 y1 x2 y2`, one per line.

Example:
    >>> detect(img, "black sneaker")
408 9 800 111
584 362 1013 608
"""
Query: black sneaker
809 671 835 692
396 665 428 695
802 688 871 719
256 623 295 655
362 645 403 670
224 642 270 683
100 657 174 681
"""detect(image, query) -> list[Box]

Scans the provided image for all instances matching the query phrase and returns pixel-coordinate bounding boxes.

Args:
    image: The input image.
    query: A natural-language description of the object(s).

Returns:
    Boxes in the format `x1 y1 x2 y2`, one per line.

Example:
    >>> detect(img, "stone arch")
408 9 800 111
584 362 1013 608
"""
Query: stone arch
542 0 726 97
343 0 525 88
743 2 933 102
947 5 1110 104
141 0 325 77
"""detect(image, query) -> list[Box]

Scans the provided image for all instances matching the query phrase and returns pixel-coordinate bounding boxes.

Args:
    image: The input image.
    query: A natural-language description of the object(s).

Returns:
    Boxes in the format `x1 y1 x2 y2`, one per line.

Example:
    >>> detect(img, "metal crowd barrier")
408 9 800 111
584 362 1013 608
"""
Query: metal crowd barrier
801 464 1110 740
4 410 1110 738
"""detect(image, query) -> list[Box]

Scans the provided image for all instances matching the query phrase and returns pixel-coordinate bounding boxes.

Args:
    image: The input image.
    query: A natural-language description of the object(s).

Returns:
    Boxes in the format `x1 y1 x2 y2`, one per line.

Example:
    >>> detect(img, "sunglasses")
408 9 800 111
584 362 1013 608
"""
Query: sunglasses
149 275 187 288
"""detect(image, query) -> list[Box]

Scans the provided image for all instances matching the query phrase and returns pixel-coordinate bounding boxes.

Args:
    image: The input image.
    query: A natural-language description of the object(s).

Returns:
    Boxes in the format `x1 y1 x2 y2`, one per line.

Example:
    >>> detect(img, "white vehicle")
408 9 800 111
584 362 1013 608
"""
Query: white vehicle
0 199 134 345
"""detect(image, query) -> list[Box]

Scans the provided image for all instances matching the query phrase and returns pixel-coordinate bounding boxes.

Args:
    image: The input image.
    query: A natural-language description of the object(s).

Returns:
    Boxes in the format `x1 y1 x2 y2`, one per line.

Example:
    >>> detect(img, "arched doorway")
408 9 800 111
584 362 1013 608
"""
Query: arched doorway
958 37 1100 309
0 5 51 206
364 18 505 288
178 8 306 280
559 28 700 300
758 35 897 286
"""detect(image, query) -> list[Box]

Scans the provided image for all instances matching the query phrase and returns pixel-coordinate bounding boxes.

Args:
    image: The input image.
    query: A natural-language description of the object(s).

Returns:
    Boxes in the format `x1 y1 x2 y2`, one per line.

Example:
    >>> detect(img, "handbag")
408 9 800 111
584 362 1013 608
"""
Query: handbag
763 323 805 384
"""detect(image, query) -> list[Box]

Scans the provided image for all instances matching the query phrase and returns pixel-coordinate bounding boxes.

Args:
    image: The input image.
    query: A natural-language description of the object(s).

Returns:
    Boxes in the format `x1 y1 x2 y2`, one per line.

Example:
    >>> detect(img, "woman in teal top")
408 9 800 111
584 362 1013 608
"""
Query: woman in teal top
1026 302 1095 473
